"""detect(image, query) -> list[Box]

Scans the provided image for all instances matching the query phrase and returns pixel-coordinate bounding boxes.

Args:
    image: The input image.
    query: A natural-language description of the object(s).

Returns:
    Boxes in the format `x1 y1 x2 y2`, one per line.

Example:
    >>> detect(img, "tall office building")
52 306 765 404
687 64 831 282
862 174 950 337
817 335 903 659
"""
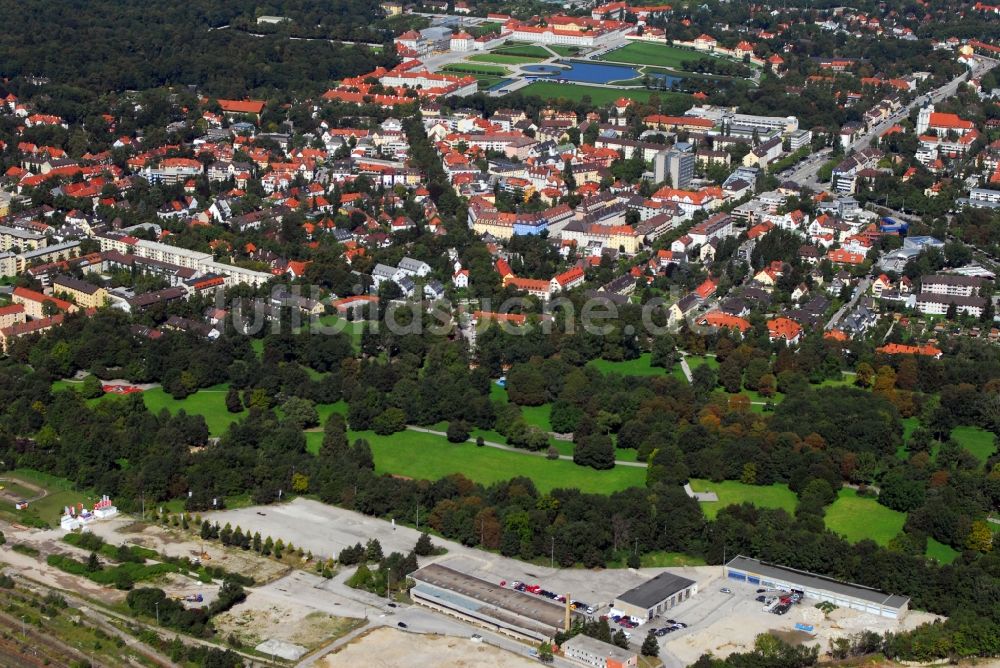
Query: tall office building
654 148 695 189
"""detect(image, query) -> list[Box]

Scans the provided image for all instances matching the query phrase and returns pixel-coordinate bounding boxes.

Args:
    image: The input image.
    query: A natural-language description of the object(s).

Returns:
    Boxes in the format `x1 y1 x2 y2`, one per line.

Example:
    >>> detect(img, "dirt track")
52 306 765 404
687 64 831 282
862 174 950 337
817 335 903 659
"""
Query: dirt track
0 477 47 505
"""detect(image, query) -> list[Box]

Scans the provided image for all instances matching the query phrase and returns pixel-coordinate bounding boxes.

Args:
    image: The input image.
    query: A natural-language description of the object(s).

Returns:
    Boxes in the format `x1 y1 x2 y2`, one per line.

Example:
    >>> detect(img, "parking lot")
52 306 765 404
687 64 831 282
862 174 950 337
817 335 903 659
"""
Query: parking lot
656 574 938 665
205 499 937 666
206 498 712 611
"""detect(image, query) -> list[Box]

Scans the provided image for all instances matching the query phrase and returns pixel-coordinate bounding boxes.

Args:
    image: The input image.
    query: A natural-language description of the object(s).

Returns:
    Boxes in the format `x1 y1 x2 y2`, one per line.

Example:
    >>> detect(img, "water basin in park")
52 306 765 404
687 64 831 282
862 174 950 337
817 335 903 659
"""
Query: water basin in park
523 60 641 84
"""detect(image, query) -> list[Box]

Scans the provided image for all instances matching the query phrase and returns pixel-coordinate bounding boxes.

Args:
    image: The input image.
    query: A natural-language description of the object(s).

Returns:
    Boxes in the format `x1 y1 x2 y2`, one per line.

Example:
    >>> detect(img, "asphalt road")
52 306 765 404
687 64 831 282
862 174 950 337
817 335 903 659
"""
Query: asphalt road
787 59 997 191
825 277 872 330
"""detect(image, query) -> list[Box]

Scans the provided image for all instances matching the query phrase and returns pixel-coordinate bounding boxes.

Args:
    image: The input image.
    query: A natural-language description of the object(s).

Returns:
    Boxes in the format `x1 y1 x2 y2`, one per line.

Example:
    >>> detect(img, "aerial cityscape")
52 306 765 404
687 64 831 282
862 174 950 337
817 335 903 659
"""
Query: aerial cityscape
0 0 998 666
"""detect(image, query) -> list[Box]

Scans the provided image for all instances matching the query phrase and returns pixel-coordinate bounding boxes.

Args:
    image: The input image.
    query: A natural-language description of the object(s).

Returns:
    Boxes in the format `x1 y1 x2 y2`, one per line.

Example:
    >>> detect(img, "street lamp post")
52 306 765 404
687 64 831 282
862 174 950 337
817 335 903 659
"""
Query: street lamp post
155 601 160 626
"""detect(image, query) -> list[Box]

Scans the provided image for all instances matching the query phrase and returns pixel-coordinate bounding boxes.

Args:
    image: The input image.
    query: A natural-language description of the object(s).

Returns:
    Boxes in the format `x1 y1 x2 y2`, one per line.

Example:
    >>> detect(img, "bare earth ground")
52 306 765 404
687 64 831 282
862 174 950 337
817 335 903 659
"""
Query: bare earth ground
94 518 292 584
214 593 365 650
321 627 541 668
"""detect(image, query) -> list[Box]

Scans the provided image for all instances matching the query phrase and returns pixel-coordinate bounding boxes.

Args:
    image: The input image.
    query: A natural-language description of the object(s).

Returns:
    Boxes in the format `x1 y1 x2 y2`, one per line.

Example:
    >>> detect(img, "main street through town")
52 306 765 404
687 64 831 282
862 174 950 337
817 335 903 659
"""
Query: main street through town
786 57 997 191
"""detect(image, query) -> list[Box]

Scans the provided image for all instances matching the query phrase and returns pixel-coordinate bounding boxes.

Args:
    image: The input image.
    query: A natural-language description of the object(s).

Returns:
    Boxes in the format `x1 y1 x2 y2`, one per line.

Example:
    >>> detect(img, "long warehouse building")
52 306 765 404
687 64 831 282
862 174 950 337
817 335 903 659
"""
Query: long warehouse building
410 563 581 642
724 556 909 619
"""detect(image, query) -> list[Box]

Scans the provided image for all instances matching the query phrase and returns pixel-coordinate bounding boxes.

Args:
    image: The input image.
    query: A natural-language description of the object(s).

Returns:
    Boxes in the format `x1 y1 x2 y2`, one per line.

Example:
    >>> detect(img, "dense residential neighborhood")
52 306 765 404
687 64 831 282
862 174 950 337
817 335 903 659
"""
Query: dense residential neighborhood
0 0 998 667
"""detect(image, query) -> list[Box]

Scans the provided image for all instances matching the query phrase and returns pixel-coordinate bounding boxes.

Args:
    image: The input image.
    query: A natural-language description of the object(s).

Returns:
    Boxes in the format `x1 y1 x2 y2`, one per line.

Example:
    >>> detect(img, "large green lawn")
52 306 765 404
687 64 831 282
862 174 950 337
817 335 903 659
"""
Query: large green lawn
504 43 578 57
689 479 798 519
469 53 541 65
313 315 366 349
587 353 673 377
442 62 509 76
952 426 996 464
492 44 551 58
141 384 244 436
54 380 346 438
520 404 553 432
518 81 688 106
685 355 719 372
824 489 905 546
600 42 701 69
897 420 996 465
305 430 645 494
926 538 960 564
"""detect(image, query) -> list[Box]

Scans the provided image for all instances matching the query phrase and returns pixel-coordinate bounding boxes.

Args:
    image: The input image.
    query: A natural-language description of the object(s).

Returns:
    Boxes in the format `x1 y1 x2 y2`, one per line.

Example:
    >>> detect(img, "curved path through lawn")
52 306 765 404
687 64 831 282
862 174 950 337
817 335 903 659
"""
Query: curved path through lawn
405 426 646 468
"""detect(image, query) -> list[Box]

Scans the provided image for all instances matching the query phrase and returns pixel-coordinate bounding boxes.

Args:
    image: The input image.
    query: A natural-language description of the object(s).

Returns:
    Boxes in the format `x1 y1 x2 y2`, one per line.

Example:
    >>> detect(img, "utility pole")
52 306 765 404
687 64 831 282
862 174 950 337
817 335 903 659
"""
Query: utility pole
155 601 160 626
550 536 555 569
20 615 26 638
415 506 419 531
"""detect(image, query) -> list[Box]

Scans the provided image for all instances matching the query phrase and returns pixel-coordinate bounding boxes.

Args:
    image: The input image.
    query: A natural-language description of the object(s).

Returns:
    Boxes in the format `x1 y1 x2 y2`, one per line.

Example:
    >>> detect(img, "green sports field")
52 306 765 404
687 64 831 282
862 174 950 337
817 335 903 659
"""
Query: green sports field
305 430 646 494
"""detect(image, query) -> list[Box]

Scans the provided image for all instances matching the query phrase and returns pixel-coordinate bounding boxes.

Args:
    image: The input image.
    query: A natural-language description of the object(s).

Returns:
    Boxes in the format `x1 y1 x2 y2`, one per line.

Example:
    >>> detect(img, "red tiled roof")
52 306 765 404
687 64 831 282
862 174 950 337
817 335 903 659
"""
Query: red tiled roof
699 311 750 333
767 317 802 341
473 310 526 325
876 343 942 357
217 99 266 115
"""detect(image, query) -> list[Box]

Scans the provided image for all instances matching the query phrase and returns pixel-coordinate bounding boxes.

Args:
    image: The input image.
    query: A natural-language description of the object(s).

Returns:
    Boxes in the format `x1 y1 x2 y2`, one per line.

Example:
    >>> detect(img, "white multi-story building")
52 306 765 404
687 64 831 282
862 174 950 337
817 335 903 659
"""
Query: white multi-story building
685 105 799 134
919 274 984 297
132 240 271 287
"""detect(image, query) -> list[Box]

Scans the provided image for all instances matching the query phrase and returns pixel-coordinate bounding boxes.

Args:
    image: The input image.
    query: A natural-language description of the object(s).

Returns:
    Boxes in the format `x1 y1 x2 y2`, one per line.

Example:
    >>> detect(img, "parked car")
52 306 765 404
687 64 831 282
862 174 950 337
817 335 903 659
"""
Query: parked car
720 587 732 594
756 588 766 593
755 595 766 603
397 622 408 628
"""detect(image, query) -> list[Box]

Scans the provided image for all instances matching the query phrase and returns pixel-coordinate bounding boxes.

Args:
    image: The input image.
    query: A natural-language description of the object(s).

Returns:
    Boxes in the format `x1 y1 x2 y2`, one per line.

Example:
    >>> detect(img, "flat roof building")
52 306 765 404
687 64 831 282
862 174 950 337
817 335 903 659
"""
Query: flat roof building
612 571 697 624
562 634 638 668
410 563 579 642
724 556 909 619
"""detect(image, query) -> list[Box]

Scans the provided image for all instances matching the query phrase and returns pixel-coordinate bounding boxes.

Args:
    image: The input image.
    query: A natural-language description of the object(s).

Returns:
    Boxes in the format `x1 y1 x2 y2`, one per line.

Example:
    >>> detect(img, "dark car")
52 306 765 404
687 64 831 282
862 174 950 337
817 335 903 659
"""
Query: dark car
756 588 766 593
397 622 408 628
756 595 766 602
387 603 397 608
